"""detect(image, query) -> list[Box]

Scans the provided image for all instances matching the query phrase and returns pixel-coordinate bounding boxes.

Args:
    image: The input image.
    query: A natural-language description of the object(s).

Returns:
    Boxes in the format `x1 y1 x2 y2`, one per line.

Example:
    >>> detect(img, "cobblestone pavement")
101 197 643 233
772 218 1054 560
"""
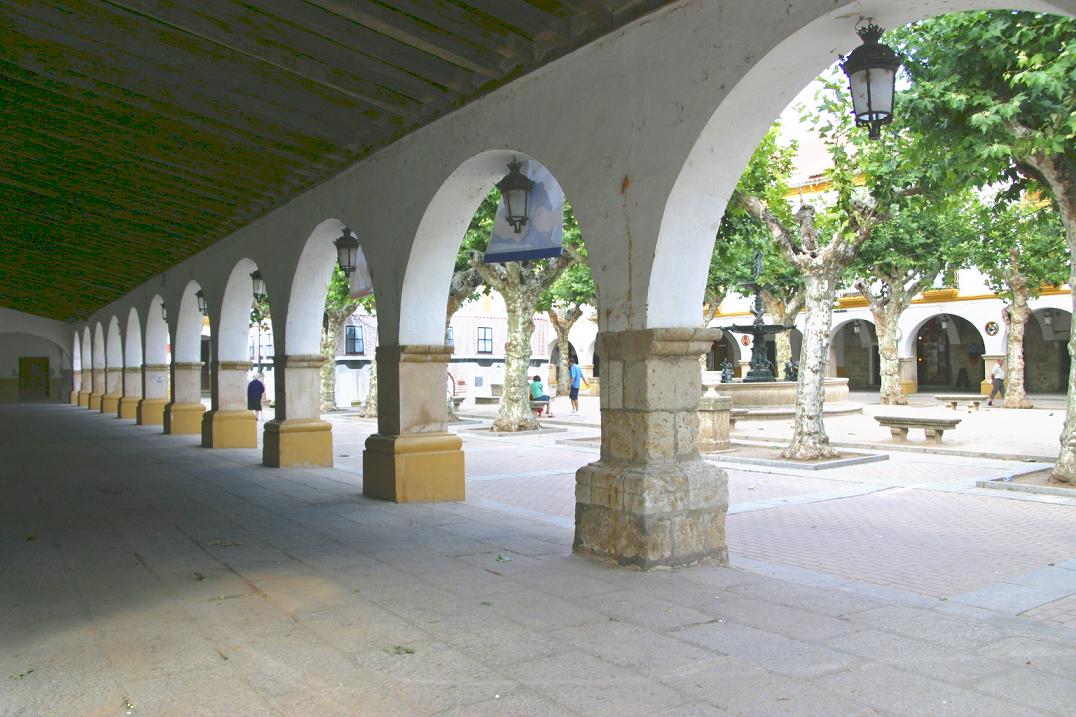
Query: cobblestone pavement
4 403 1076 716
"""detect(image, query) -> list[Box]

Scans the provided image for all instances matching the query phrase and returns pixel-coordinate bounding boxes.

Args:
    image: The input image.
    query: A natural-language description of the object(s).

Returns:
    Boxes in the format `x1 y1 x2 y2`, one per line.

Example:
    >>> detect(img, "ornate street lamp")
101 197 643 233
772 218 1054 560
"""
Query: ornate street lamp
160 303 168 323
196 289 208 316
250 270 266 300
939 315 949 330
496 159 535 234
840 23 901 140
852 321 861 335
334 227 360 275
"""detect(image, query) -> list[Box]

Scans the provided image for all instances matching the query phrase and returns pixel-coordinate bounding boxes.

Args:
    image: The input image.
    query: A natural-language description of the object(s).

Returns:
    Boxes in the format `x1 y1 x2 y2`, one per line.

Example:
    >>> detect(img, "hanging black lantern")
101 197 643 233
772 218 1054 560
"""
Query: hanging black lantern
160 303 168 322
195 289 208 316
495 159 535 234
840 23 901 140
250 270 266 300
334 228 360 275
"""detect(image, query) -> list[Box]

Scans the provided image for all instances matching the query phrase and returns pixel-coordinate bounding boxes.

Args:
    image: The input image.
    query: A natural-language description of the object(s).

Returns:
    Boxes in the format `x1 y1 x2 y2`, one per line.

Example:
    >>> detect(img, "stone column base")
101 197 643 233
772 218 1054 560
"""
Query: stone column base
363 433 465 502
88 392 103 410
78 391 91 408
163 402 206 434
574 459 728 570
137 397 168 425
101 393 121 415
979 379 992 396
201 409 257 449
118 396 140 419
697 394 732 453
263 419 333 467
70 390 80 406
900 378 917 395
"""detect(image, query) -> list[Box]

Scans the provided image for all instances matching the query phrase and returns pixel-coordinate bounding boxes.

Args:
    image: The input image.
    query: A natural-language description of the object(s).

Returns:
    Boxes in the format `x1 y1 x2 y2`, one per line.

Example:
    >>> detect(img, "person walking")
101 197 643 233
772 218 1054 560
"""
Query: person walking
987 358 1005 406
247 373 266 420
568 356 589 415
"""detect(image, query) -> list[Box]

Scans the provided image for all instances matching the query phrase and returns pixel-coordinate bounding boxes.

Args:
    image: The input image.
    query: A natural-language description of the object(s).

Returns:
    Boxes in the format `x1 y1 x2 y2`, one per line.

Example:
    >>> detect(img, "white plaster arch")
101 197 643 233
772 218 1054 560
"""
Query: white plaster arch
125 307 143 367
901 309 986 357
400 150 589 345
92 322 106 370
174 282 204 363
72 331 82 373
218 257 262 362
830 316 876 343
284 219 346 356
145 295 170 365
81 326 93 371
106 316 123 369
647 0 1076 330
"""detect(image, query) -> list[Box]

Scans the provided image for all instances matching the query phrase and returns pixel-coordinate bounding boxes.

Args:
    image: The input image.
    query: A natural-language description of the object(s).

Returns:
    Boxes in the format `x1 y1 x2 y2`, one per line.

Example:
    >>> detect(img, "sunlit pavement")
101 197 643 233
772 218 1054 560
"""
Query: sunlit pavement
3 402 1075 716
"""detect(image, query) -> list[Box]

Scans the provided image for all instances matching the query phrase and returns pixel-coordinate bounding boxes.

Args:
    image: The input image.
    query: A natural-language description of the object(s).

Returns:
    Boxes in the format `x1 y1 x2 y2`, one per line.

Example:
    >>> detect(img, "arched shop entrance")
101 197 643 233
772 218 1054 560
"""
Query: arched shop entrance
1024 308 1072 393
832 320 880 390
915 314 985 391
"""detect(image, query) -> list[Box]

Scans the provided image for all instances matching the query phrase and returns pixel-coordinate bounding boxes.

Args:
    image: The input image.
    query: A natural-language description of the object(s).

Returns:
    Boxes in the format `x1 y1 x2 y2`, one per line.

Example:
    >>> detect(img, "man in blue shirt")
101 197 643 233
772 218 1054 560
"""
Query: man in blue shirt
568 356 589 415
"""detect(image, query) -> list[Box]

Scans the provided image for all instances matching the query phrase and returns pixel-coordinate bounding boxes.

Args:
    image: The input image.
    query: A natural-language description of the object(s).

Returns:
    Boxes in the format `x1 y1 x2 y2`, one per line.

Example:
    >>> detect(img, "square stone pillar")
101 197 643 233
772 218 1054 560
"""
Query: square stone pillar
263 354 332 467
118 367 142 419
363 345 464 502
575 328 728 570
89 368 105 409
101 367 123 414
163 362 205 434
137 364 169 425
202 360 257 448
697 391 733 453
980 354 1003 396
78 369 92 407
898 358 918 395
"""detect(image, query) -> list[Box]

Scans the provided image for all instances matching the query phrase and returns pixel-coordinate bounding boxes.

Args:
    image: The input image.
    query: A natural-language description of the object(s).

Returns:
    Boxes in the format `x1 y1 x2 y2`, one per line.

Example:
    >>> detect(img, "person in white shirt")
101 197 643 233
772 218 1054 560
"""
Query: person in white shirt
987 358 1006 406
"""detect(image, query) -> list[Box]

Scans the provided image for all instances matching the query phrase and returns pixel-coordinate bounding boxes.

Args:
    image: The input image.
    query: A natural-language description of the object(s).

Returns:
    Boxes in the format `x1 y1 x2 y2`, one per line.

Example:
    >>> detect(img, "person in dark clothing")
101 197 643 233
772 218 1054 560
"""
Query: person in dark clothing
247 373 266 420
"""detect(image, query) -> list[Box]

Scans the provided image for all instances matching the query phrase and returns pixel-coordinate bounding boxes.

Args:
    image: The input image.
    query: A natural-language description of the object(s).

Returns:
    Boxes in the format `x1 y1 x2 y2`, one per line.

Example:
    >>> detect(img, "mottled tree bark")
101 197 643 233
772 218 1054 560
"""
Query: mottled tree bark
1002 277 1034 409
740 197 877 460
856 275 931 406
319 317 343 413
1011 138 1075 481
547 304 582 396
361 354 377 418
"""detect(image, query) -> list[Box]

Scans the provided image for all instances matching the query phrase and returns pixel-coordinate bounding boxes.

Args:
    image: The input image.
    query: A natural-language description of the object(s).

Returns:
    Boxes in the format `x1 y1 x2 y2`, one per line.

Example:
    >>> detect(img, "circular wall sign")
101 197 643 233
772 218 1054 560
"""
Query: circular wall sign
740 335 751 346
985 321 1000 336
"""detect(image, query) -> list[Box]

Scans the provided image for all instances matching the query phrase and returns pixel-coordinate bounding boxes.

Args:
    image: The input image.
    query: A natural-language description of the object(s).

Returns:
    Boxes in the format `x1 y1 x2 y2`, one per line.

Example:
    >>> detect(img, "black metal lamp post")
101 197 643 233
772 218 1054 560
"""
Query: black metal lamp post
496 159 535 234
196 289 208 316
334 228 360 275
250 270 266 300
840 23 901 139
160 303 167 323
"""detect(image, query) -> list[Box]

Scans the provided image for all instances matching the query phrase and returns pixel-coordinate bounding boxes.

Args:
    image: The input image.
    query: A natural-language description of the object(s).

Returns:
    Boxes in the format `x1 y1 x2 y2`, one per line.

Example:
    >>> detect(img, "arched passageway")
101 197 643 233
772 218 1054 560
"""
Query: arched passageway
119 307 143 419
78 326 92 407
1024 308 1072 393
137 296 171 426
102 316 123 414
89 323 106 410
914 314 985 391
70 332 82 405
163 282 207 435
832 320 880 390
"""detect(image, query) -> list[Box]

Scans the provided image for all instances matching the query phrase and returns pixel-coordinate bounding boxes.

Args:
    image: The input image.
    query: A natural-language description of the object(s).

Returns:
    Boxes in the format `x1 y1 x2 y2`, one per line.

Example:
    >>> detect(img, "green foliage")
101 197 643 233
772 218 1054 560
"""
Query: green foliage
711 126 800 305
960 198 1068 299
891 12 1076 197
539 201 595 311
249 294 271 329
325 265 375 318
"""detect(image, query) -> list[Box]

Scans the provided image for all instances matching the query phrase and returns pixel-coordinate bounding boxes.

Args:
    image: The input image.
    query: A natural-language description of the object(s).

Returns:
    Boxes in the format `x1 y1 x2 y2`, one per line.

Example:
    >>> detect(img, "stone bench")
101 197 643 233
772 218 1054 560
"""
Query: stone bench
474 396 499 405
529 399 550 416
934 394 981 411
875 415 961 444
729 408 749 430
451 396 465 410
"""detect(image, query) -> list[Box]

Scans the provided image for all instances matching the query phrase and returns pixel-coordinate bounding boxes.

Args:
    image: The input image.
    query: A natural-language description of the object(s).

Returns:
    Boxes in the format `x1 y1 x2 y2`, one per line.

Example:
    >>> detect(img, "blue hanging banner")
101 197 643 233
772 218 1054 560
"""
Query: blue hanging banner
484 160 564 263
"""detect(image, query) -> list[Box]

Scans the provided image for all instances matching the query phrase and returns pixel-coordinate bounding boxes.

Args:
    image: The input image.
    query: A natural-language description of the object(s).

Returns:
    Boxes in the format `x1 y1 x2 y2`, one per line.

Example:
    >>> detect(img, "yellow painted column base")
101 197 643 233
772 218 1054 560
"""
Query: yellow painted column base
88 392 103 410
69 390 79 406
78 391 91 408
164 402 206 435
363 433 465 503
118 396 140 420
201 409 258 449
900 379 918 396
137 397 168 425
980 379 992 396
101 393 121 415
263 419 333 467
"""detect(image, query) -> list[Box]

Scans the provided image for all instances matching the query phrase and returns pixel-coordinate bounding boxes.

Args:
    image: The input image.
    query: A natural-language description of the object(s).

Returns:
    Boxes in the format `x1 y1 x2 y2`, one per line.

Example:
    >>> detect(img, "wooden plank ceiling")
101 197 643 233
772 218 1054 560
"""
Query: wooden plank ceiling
0 0 666 321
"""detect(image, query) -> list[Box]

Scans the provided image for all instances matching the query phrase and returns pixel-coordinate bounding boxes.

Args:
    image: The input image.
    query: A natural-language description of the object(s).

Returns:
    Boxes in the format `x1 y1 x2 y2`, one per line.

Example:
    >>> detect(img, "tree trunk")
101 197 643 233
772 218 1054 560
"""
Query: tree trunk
1002 288 1034 409
782 272 839 460
1017 150 1075 481
361 355 378 418
494 288 539 431
874 303 905 405
320 318 341 413
547 306 581 396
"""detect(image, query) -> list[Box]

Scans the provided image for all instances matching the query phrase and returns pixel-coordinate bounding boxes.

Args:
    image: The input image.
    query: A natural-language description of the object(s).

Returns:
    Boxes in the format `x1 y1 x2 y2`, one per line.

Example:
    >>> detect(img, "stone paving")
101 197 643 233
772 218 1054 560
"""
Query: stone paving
3 402 1076 716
